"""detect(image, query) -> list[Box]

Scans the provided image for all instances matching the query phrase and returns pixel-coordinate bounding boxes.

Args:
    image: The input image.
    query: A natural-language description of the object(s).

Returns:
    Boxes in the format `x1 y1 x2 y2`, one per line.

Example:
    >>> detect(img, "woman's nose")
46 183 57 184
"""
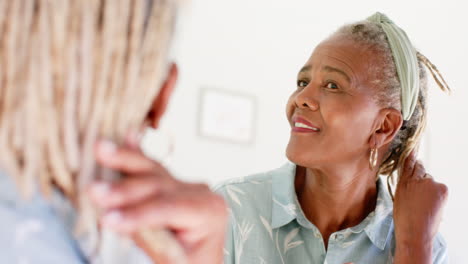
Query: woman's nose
295 88 319 111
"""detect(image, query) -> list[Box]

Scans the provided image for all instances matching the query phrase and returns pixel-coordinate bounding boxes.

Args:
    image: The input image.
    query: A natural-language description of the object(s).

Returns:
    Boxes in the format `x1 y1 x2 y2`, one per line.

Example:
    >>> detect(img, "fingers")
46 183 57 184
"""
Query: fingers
101 197 176 234
100 185 227 234
95 140 157 173
422 173 431 178
412 162 426 179
436 182 449 201
401 151 417 181
88 174 174 209
401 151 429 181
92 138 176 210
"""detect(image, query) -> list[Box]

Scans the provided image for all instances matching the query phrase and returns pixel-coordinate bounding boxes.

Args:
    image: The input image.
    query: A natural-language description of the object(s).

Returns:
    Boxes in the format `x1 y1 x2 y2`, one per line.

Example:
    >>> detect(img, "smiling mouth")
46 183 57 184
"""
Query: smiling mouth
294 122 319 131
292 117 321 133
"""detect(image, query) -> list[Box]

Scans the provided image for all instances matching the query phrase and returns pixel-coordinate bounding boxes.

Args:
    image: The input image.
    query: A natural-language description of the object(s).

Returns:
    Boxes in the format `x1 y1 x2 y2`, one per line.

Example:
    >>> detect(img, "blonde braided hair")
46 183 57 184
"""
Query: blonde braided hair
0 0 178 202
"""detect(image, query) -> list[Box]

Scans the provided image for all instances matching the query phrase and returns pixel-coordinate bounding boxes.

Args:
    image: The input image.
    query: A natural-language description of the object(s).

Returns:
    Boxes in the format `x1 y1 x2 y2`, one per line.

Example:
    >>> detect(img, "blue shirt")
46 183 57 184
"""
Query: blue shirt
0 171 151 264
215 162 448 264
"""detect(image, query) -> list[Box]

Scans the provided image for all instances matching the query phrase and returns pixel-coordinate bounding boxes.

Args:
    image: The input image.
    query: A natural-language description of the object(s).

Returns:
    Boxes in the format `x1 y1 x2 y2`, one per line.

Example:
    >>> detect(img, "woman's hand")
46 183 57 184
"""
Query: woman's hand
393 151 448 264
88 139 228 264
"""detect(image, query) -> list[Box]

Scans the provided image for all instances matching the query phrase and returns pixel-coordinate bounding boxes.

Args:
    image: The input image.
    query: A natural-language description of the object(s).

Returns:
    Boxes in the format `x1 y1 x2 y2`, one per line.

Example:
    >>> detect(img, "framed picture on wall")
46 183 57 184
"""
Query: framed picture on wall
197 88 257 144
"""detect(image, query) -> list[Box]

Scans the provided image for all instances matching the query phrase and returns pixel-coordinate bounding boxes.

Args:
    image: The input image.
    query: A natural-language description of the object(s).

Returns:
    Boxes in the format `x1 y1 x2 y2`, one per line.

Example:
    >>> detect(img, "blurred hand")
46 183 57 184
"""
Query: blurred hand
393 151 448 263
88 139 228 264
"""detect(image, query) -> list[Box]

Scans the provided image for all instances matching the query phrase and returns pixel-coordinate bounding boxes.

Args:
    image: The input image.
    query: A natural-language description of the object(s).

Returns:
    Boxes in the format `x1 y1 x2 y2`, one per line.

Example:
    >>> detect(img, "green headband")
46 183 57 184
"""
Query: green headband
367 12 419 121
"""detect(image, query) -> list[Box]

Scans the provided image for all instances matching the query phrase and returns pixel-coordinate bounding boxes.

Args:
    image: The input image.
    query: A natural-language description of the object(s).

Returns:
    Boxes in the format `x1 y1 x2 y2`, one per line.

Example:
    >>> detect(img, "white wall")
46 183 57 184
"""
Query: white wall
142 0 468 262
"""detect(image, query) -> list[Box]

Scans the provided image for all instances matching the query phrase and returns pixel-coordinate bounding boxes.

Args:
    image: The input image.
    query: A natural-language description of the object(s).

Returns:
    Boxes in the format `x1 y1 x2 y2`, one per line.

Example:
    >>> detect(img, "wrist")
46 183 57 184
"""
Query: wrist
395 239 433 264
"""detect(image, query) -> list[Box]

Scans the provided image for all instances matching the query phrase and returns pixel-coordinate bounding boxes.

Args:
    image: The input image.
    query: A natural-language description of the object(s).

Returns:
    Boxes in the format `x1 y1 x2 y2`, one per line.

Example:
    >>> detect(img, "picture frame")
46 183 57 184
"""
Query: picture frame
197 87 257 145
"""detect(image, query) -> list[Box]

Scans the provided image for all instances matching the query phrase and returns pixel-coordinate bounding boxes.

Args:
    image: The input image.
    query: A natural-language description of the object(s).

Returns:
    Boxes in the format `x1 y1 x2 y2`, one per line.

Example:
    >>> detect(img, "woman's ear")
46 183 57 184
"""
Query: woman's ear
146 62 178 129
371 108 403 148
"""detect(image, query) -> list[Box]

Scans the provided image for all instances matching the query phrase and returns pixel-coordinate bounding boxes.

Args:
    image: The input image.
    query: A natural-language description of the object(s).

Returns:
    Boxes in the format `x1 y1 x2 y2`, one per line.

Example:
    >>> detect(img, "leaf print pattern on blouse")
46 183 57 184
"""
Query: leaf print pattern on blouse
259 257 267 264
275 230 286 264
216 165 447 264
274 228 304 264
273 198 297 217
249 180 262 184
283 228 304 255
226 185 246 207
235 220 254 263
259 215 273 240
341 241 356 248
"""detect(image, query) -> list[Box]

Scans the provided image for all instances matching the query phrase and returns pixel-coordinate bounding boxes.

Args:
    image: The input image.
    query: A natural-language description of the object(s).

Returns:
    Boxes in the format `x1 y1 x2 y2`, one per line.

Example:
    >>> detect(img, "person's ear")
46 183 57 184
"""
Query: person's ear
146 62 178 129
370 108 403 148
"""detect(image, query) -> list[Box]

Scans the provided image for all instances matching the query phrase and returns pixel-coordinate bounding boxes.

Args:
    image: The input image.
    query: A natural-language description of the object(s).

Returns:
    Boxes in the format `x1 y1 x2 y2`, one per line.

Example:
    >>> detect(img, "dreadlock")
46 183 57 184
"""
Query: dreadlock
0 0 182 261
0 0 177 200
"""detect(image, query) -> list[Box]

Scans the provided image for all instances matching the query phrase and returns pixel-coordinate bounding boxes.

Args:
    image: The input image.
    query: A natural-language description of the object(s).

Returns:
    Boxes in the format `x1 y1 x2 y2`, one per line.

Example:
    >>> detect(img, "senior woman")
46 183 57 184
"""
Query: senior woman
212 13 449 263
89 12 449 264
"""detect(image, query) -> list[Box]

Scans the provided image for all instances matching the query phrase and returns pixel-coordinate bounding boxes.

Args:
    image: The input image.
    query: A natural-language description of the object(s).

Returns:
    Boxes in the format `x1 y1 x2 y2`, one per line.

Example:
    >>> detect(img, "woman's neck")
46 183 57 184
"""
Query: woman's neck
295 165 378 249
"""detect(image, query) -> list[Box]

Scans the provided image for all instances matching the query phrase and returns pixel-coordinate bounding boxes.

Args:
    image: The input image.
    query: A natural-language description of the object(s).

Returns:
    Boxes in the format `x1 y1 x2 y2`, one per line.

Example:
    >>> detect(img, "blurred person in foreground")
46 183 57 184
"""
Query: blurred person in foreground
0 0 226 263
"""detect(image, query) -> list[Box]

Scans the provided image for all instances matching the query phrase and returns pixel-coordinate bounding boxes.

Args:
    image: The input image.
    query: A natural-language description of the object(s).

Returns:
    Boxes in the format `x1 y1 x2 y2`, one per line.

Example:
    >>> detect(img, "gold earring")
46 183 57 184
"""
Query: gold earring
369 148 378 169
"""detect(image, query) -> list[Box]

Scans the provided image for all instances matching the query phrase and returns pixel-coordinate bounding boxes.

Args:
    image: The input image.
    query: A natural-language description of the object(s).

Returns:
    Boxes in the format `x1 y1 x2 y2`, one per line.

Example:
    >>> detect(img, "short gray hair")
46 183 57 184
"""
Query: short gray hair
331 20 449 191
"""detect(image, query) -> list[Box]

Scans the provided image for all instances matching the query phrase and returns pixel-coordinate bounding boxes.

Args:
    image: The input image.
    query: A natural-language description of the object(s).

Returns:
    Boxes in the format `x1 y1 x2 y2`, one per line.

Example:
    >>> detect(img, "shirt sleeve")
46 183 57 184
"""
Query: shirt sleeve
432 233 449 264
0 174 87 264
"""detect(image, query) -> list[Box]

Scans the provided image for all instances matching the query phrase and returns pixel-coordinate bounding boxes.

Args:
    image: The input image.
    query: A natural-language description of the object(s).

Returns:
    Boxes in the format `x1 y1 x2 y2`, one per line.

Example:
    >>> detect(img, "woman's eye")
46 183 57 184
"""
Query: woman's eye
297 80 308 88
325 82 339 89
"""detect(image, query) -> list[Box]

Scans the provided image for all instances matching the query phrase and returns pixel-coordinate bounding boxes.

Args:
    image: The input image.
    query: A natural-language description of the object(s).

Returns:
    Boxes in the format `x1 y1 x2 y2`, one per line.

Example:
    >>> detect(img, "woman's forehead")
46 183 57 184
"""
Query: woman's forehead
300 36 379 84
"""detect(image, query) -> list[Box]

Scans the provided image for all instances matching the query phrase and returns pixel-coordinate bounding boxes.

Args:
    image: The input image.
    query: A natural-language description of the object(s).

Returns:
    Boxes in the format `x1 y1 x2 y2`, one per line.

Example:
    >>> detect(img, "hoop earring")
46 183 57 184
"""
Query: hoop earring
369 148 378 169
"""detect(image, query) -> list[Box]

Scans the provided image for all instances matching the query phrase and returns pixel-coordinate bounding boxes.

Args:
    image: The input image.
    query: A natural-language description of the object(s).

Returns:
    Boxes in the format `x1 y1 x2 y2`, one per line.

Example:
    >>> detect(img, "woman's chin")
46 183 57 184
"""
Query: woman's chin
286 137 334 168
286 143 316 168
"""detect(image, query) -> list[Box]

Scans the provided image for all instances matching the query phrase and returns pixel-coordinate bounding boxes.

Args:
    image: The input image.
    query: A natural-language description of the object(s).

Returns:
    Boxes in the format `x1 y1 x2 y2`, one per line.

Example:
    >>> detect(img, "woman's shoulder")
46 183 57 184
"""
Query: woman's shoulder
213 162 293 193
212 169 273 207
212 163 295 216
0 171 87 263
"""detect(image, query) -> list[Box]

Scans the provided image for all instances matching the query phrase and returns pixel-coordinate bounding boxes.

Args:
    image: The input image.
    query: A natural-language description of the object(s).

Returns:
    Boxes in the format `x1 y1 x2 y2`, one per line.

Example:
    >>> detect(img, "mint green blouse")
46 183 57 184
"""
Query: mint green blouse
214 162 448 264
